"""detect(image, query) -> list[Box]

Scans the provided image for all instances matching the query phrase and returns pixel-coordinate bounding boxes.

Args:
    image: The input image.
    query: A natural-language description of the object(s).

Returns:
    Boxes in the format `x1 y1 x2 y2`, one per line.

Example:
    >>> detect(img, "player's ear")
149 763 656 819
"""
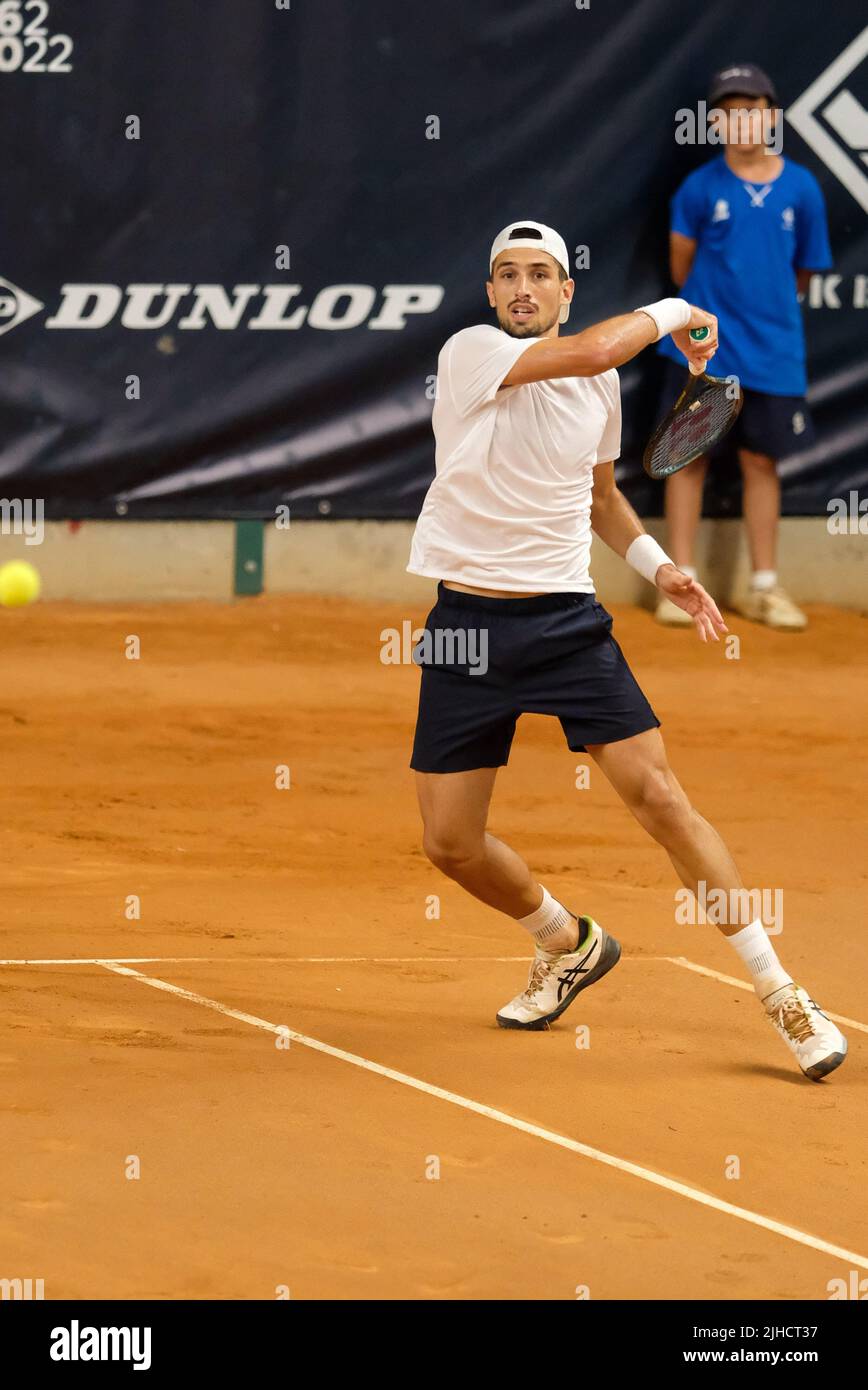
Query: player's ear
558 278 574 326
485 279 496 308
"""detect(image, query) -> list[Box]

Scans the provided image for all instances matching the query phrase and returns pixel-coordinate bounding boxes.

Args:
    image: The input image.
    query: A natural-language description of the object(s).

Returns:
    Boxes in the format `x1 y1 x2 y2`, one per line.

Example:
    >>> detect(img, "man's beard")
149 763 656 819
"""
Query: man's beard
496 305 560 339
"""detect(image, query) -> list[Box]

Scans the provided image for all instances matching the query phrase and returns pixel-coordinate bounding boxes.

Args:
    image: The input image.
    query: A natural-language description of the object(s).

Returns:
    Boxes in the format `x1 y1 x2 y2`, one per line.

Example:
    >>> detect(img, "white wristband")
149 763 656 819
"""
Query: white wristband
626 534 674 585
634 297 691 342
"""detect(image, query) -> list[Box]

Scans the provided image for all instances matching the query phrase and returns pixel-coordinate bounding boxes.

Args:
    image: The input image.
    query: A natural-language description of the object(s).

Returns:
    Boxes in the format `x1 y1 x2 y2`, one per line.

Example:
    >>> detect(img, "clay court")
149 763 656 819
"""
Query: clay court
3 593 866 1300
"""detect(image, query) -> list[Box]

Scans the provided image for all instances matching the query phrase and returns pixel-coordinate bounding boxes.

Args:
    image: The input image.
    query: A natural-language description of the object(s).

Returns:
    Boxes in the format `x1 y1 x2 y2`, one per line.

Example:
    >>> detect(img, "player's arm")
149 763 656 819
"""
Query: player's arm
796 268 815 296
669 232 697 288
590 462 727 643
589 462 643 556
500 300 717 388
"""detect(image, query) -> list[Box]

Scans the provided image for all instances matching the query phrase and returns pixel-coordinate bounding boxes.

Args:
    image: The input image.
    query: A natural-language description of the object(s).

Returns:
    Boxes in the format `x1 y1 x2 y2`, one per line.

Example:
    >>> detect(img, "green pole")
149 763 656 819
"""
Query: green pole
234 520 264 596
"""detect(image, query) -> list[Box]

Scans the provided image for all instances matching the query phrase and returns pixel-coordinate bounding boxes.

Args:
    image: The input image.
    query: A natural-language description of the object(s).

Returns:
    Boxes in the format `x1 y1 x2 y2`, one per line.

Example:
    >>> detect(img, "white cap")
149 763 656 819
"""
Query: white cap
489 220 571 278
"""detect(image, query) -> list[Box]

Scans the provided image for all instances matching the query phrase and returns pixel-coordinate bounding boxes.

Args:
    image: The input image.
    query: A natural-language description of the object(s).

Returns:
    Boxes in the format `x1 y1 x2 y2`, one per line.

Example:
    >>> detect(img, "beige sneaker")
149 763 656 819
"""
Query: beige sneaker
496 917 621 1030
734 585 807 631
655 594 694 627
763 983 847 1081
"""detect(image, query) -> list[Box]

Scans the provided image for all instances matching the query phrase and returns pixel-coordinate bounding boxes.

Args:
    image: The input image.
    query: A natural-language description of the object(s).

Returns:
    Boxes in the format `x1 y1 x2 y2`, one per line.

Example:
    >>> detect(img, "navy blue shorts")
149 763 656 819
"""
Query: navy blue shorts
658 357 815 462
410 584 660 773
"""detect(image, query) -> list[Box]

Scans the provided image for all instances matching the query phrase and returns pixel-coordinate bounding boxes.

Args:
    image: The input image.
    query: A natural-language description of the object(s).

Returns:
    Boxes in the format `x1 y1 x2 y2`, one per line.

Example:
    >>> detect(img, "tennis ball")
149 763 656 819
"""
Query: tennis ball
0 560 42 607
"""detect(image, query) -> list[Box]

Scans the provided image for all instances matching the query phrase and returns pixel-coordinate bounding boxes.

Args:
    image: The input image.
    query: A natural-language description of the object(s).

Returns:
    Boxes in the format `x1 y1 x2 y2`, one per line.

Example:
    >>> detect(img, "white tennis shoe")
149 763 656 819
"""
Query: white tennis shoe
734 585 807 631
763 984 847 1081
496 916 621 1030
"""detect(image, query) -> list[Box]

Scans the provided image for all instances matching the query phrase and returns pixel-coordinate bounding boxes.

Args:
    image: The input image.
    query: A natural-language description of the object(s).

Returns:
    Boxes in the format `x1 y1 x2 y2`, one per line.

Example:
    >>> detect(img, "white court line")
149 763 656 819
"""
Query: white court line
98 959 868 1274
0 954 687 966
0 956 538 966
2 952 865 1034
663 956 868 1036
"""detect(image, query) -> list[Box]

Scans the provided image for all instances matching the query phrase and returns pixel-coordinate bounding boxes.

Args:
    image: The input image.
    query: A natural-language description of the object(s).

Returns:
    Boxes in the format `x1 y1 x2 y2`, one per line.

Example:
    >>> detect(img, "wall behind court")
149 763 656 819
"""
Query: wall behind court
0 1 865 522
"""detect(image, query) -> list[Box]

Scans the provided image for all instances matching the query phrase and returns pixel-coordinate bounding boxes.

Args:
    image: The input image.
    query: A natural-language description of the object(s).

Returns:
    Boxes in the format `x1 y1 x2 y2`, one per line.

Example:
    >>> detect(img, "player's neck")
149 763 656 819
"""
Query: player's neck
724 147 783 182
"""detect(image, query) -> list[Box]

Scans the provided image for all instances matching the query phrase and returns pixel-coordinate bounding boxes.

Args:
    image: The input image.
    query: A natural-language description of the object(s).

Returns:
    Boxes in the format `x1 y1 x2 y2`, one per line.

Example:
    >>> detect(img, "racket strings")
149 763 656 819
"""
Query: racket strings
646 379 742 478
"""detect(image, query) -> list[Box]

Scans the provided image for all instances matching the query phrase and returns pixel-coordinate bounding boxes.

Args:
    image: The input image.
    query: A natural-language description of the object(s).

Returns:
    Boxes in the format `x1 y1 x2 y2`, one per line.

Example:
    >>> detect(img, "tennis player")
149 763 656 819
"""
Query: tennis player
407 219 846 1082
655 63 832 631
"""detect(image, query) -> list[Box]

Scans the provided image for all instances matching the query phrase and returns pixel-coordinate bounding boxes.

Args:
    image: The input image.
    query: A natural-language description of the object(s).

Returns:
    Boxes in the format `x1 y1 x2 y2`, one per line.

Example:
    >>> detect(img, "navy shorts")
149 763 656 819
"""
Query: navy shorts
410 584 660 773
658 357 815 462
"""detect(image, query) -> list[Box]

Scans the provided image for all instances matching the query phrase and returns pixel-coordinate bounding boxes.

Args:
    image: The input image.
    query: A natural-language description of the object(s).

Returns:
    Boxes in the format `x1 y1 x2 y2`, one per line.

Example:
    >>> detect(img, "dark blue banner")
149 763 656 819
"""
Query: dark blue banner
0 1 865 519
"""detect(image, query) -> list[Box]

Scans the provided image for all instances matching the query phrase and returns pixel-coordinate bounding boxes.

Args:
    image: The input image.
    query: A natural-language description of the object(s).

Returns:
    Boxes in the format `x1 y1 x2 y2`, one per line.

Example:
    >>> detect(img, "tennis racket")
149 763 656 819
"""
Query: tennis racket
643 326 743 479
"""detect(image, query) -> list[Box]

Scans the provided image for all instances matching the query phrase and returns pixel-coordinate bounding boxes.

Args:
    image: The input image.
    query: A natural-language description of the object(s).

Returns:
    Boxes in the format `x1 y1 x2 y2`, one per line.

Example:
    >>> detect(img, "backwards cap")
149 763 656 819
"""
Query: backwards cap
489 221 571 278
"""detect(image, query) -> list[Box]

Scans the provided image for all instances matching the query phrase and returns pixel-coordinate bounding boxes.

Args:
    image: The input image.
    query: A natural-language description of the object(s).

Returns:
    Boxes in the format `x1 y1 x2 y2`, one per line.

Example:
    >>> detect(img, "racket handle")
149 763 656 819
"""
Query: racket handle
688 324 710 375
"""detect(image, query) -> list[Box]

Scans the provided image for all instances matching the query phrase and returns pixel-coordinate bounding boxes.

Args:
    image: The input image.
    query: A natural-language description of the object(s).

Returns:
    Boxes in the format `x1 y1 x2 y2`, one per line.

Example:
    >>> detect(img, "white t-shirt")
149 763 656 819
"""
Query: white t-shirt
407 323 621 593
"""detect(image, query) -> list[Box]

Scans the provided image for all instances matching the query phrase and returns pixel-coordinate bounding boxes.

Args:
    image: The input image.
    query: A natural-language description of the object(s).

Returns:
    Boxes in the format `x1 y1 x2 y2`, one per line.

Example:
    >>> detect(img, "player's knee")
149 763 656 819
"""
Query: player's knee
422 829 483 877
633 771 690 838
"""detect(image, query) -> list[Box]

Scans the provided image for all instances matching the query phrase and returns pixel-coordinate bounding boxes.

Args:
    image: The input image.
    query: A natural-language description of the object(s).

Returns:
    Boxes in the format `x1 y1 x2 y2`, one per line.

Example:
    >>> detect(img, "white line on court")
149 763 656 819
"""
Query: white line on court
0 956 538 966
2 952 864 1034
664 956 868 1036
0 954 704 966
98 959 868 1274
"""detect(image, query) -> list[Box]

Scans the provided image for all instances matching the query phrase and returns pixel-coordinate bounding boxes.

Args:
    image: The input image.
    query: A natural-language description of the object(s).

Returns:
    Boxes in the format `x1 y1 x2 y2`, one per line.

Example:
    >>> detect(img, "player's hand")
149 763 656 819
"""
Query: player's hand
671 307 718 375
656 564 728 643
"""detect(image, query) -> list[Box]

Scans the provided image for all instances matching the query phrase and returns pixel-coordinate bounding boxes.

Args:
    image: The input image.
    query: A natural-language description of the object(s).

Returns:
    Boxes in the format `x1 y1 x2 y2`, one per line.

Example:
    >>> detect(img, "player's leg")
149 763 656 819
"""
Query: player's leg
411 586 624 1028
586 727 846 1079
412 585 588 954
416 766 619 1028
655 457 709 626
415 767 544 920
586 727 742 913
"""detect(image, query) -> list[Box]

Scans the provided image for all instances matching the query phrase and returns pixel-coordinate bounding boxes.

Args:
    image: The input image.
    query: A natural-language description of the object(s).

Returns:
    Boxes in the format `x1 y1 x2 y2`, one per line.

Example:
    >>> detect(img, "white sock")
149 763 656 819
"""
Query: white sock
751 569 777 591
519 887 575 947
727 919 792 1001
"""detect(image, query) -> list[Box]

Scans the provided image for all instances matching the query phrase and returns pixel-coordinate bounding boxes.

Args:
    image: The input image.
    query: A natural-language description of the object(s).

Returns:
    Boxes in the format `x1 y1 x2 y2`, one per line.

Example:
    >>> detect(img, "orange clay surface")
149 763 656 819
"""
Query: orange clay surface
2 594 866 1300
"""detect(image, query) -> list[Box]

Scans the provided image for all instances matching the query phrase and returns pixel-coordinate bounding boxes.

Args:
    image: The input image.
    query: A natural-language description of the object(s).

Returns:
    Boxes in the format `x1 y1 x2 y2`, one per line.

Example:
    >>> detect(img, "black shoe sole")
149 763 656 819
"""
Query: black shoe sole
496 929 622 1031
805 1044 848 1082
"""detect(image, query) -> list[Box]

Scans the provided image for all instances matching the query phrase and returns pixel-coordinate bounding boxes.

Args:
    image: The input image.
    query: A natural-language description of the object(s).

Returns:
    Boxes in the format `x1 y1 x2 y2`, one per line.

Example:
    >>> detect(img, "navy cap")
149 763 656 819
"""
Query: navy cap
709 63 778 105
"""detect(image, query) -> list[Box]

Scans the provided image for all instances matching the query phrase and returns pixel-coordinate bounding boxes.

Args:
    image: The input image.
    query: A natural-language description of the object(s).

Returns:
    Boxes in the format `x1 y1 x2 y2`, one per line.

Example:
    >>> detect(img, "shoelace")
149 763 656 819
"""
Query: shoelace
775 993 817 1044
522 955 553 1001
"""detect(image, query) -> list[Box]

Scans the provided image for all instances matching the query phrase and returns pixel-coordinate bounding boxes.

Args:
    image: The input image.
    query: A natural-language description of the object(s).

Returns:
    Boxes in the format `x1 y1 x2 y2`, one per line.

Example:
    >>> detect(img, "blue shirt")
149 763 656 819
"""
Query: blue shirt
657 156 832 395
